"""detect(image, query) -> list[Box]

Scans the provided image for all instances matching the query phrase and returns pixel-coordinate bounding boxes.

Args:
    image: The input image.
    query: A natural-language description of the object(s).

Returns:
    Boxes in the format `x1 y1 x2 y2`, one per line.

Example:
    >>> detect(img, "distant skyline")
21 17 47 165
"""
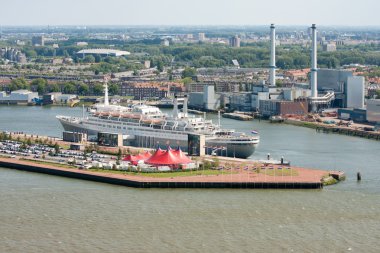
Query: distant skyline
1 0 380 27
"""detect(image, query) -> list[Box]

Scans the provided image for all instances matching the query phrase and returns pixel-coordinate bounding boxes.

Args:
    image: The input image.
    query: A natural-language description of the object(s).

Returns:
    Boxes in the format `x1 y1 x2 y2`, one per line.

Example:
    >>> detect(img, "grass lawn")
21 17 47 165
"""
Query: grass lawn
260 167 299 176
89 168 237 178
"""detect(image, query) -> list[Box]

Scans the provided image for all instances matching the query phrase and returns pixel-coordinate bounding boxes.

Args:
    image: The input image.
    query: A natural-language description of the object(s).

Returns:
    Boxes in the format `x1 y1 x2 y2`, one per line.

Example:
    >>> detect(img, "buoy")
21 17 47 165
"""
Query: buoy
357 172 361 181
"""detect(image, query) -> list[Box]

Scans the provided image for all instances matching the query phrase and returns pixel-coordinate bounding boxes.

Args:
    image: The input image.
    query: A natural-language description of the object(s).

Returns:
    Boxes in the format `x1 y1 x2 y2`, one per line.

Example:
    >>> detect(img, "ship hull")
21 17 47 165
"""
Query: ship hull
58 117 257 159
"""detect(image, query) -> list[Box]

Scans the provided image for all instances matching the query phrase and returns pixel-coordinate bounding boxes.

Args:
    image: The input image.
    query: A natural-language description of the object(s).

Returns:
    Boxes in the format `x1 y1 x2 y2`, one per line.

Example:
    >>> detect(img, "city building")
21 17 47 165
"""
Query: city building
323 43 337 52
366 99 380 124
229 35 241 47
162 39 170 46
32 36 44 46
120 82 184 99
0 47 27 63
144 60 151 69
198 33 206 41
284 69 310 82
188 84 226 111
229 92 251 111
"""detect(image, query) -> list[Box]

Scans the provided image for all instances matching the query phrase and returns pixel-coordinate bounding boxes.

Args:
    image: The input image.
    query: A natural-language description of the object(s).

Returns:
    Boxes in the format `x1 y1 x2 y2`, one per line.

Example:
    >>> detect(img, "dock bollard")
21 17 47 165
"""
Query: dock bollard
357 172 361 181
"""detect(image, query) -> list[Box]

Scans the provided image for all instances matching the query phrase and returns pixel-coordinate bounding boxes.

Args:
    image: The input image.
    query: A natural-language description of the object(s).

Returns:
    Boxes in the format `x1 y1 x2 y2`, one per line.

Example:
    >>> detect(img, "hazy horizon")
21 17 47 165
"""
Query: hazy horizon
1 0 379 27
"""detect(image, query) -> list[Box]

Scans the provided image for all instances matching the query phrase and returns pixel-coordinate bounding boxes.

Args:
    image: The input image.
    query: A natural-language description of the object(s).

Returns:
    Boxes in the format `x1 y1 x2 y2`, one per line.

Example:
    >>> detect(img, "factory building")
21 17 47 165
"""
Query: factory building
259 98 309 117
0 90 39 104
43 93 77 105
317 68 354 108
337 108 367 123
317 69 353 93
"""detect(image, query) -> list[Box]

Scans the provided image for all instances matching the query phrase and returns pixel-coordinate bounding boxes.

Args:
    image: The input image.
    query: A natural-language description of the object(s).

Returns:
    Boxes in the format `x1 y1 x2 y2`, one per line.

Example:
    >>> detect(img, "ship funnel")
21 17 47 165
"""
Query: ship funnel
269 23 276 87
172 95 179 118
104 82 109 106
183 95 188 117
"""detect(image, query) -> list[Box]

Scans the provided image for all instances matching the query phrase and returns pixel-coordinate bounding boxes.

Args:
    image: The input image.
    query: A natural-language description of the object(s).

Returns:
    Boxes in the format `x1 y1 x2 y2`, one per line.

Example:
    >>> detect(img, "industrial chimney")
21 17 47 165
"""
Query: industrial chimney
269 24 276 87
310 24 318 98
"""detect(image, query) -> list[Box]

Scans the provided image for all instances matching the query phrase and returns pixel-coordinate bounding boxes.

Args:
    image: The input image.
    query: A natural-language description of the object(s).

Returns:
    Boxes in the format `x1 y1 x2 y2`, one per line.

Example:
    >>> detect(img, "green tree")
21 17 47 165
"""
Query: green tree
108 83 119 95
156 61 164 72
83 55 96 63
31 78 48 95
63 82 76 94
181 77 192 85
78 83 90 95
93 83 104 96
9 78 29 91
24 49 37 58
54 143 60 154
48 83 60 92
182 67 196 78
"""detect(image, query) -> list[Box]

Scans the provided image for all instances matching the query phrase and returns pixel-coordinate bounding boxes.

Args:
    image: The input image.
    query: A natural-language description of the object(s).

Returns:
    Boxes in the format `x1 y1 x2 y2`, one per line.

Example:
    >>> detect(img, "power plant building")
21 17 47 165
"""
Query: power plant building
317 69 353 92
346 76 365 109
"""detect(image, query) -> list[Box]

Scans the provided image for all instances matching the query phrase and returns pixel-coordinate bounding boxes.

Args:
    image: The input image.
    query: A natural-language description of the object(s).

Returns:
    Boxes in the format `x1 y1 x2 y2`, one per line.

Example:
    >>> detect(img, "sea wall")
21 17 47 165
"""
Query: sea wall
0 160 323 189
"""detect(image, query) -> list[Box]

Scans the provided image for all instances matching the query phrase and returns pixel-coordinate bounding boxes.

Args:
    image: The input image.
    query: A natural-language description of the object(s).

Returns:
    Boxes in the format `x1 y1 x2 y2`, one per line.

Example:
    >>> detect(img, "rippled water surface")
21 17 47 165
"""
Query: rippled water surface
0 106 379 252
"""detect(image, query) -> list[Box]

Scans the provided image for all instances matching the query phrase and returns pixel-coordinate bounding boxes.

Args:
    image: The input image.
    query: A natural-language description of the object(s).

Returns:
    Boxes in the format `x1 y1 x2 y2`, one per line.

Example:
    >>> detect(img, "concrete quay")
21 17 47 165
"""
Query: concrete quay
0 157 343 189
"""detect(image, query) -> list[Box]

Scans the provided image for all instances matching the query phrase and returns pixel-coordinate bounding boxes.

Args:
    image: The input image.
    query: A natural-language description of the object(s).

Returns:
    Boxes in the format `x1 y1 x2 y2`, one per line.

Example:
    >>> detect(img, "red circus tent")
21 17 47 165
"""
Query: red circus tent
145 147 192 166
141 151 152 159
123 151 152 165
171 147 192 164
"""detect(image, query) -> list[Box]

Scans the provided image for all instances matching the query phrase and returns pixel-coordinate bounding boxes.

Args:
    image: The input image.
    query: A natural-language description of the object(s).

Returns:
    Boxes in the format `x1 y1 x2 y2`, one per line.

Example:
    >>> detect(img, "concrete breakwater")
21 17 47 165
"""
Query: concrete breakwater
222 113 253 121
0 158 327 189
284 119 380 141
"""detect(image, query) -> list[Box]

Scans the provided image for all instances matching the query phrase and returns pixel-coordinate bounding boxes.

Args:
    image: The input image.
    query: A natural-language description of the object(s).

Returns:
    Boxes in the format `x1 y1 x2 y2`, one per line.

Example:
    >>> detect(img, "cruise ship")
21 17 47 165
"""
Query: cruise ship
57 84 259 158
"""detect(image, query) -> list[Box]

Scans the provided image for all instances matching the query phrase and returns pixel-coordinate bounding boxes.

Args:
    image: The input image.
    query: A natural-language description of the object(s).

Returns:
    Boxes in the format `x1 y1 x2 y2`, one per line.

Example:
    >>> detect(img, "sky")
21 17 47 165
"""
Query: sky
1 0 379 26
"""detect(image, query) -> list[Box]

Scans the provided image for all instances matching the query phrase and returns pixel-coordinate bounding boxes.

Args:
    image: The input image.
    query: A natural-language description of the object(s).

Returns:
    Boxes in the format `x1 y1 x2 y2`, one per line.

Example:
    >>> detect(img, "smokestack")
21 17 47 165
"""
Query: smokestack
311 24 318 98
269 24 276 87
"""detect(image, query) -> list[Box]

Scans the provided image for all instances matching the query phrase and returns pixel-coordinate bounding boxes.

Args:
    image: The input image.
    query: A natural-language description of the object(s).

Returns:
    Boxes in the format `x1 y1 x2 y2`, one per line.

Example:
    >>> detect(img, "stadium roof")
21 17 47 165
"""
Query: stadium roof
77 48 130 57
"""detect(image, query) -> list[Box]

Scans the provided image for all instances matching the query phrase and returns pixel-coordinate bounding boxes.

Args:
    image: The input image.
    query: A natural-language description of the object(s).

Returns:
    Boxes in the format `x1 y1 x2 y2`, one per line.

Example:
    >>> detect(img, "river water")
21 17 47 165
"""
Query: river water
0 106 379 252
